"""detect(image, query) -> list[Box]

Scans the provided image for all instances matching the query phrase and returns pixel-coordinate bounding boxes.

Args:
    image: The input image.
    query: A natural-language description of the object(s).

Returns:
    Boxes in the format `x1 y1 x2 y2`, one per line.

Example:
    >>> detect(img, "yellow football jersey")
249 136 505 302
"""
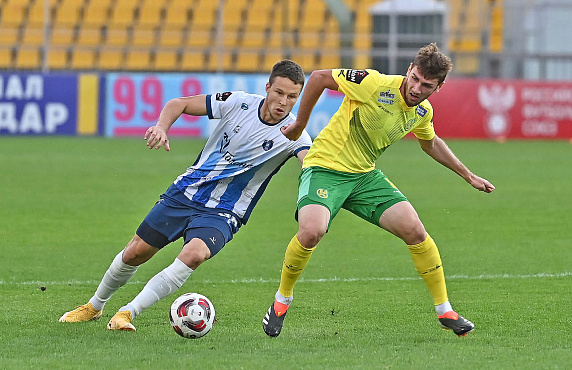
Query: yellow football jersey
303 69 436 173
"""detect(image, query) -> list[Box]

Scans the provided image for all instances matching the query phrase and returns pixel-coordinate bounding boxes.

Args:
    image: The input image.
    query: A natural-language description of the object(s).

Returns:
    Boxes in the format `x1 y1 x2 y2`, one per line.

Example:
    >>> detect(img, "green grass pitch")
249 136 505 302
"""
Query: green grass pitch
1 137 570 369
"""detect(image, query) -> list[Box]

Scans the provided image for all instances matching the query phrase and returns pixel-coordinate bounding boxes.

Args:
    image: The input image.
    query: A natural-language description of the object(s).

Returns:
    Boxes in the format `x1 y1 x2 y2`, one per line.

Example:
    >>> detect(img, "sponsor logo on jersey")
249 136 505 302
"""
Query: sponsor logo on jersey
241 103 249 110
215 92 232 101
316 189 329 198
344 69 369 84
223 151 253 169
262 139 274 151
378 105 393 116
378 89 395 105
219 132 230 152
416 105 427 117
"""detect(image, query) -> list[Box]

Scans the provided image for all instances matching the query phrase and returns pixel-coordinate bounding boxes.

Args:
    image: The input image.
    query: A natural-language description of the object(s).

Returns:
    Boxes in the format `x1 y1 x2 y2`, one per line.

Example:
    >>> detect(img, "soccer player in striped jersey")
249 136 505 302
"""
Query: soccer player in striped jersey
59 60 312 331
262 44 495 338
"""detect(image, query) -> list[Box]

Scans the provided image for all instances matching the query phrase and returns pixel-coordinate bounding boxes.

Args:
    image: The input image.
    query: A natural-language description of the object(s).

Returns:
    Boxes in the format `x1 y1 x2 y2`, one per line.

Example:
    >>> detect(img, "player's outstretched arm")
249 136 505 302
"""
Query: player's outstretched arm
281 70 339 140
418 136 495 193
145 95 208 151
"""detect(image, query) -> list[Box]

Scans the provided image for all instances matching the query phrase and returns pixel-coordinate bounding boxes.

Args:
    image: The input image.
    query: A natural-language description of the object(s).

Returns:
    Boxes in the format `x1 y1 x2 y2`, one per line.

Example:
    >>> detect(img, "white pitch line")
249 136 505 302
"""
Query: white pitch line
1 272 570 286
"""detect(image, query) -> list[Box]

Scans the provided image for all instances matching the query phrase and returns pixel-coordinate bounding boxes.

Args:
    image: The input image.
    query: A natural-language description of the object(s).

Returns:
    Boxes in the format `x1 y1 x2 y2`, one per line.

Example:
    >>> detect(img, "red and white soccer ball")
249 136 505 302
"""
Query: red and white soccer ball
169 292 215 339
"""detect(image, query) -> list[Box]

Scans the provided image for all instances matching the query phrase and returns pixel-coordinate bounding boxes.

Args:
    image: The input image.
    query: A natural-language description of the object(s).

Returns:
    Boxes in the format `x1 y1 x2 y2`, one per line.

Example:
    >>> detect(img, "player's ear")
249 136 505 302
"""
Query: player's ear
265 82 271 93
436 81 445 92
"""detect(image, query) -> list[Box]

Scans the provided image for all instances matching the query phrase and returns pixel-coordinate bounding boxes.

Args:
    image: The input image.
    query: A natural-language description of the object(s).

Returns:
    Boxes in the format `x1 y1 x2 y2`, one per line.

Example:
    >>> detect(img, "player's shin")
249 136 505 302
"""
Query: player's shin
407 234 448 306
89 250 139 311
278 235 316 302
123 258 193 318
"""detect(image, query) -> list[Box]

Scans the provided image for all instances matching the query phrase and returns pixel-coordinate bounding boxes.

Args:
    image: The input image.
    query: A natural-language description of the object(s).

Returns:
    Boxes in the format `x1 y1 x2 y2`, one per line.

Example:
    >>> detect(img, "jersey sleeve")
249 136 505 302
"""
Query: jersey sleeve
411 103 436 140
332 69 382 103
292 130 312 156
206 91 240 119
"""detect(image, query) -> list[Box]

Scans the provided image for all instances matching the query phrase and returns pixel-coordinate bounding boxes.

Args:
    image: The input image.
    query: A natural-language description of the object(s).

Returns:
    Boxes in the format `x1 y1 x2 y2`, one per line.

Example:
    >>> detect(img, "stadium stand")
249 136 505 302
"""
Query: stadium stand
0 0 503 74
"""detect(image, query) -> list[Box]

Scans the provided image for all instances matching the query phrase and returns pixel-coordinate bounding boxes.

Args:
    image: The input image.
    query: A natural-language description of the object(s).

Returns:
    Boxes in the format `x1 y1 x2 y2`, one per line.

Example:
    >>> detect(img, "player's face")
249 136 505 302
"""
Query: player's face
401 65 442 107
262 76 302 123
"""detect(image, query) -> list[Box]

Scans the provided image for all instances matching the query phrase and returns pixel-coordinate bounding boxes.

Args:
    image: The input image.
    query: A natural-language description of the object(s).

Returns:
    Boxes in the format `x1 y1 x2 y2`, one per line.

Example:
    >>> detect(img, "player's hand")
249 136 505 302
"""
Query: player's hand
468 175 495 193
281 122 304 141
144 126 171 151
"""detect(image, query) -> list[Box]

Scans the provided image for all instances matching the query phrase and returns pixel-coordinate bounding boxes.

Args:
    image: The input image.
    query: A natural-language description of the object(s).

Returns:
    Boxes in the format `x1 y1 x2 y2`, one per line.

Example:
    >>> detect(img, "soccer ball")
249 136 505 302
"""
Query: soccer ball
169 292 215 339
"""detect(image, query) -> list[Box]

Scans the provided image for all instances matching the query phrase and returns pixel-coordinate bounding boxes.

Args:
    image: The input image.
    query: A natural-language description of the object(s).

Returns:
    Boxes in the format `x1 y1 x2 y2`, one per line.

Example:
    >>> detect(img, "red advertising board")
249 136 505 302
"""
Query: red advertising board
429 79 572 140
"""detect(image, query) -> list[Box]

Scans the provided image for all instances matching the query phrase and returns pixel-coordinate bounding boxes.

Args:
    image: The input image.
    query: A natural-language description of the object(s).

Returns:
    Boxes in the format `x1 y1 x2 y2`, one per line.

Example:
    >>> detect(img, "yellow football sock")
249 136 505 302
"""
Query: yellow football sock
408 234 448 305
278 235 316 298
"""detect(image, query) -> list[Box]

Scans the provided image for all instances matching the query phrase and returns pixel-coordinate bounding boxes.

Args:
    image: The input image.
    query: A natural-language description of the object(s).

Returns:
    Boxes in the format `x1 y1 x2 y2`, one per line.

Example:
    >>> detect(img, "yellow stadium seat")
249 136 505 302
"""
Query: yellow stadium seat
16 48 40 69
109 0 137 27
154 51 178 70
71 49 96 69
50 27 75 46
187 28 211 48
47 49 68 69
54 0 82 26
241 28 266 49
0 48 14 68
236 52 260 72
139 3 163 28
98 49 124 70
28 1 47 26
207 52 233 72
158 26 185 47
0 27 19 45
126 50 151 70
180 50 207 71
83 2 110 27
132 29 156 47
105 25 130 47
77 27 103 46
21 27 44 46
165 6 189 28
1 3 26 27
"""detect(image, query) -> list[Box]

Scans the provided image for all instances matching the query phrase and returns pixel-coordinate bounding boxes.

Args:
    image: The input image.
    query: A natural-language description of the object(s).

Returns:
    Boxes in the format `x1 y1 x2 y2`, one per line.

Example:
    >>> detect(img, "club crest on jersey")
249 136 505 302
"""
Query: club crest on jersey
416 105 427 117
262 140 274 151
241 103 249 110
316 189 328 198
404 118 416 131
216 92 232 101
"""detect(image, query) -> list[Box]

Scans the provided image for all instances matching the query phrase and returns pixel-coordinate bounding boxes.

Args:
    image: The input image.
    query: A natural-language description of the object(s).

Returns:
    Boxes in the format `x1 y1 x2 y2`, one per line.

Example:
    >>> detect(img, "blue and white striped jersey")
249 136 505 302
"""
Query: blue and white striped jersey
174 91 312 224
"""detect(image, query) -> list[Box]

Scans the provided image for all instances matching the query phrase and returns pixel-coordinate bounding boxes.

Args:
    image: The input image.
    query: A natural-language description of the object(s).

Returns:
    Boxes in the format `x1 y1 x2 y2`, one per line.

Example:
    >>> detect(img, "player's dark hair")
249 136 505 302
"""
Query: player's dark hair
412 43 452 84
269 60 305 87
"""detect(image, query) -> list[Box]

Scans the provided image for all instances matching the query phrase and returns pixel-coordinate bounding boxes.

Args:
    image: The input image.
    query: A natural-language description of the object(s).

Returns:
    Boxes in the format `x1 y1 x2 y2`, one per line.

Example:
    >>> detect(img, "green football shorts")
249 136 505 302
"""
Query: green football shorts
297 166 408 228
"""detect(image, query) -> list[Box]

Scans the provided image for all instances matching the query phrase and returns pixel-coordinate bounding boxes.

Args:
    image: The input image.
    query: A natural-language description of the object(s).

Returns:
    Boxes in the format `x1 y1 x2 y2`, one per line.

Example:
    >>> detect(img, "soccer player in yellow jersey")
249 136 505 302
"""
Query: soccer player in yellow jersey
262 43 495 337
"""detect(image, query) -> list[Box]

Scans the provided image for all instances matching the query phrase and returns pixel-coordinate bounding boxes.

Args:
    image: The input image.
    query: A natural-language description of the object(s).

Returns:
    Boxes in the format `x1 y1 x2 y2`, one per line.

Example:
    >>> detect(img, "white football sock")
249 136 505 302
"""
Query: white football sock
122 258 193 318
89 251 138 311
275 291 293 306
435 301 453 316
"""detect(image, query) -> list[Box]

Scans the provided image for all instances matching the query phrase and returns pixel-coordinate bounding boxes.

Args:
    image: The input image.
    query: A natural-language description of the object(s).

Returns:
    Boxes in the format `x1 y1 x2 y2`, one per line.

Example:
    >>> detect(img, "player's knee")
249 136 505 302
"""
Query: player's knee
297 226 326 248
179 241 211 270
122 235 158 265
402 224 427 245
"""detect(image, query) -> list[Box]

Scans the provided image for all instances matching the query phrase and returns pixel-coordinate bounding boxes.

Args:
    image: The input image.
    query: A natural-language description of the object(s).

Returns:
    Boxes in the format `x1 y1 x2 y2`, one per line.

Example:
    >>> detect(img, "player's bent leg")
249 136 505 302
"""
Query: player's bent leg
59 238 153 323
378 201 426 245
263 204 328 337
378 202 474 336
122 234 161 266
